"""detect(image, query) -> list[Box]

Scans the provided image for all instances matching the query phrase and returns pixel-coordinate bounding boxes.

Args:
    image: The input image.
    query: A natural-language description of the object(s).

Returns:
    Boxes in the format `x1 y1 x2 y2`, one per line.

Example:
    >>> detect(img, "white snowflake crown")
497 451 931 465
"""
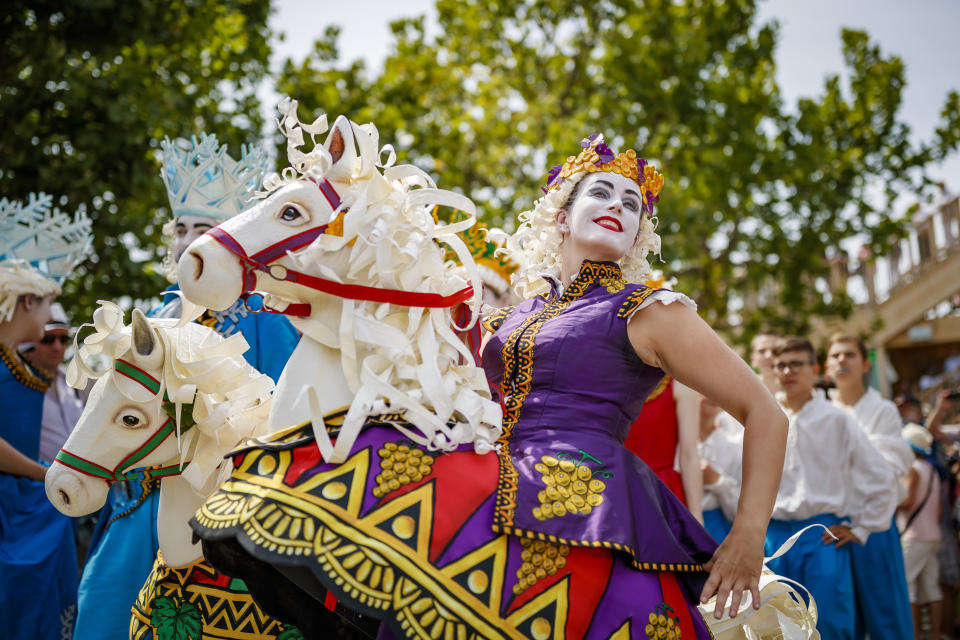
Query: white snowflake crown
0 192 92 284
159 133 269 221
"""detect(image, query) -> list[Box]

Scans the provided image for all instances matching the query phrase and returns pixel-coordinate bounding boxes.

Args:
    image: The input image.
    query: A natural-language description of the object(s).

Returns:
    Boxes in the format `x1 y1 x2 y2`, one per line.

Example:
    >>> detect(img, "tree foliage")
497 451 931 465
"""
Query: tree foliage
276 0 959 342
3 0 957 342
1 0 271 321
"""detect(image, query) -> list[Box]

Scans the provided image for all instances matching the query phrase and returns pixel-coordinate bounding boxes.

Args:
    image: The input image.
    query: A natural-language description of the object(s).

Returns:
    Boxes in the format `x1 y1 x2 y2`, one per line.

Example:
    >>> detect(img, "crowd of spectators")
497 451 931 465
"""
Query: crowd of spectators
692 331 960 640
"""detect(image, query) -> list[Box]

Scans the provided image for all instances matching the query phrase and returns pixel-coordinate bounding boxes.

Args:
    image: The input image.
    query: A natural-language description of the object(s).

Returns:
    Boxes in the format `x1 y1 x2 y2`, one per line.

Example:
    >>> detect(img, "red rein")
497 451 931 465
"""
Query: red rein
205 178 474 317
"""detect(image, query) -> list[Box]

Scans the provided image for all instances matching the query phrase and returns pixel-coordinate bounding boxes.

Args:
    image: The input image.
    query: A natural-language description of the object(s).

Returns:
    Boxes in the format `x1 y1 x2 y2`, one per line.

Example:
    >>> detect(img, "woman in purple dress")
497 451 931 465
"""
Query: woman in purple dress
191 134 788 639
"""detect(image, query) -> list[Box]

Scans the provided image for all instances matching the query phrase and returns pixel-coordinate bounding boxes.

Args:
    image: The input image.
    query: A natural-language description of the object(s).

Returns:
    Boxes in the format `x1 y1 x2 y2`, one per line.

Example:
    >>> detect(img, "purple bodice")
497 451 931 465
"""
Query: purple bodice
481 260 716 571
484 279 663 445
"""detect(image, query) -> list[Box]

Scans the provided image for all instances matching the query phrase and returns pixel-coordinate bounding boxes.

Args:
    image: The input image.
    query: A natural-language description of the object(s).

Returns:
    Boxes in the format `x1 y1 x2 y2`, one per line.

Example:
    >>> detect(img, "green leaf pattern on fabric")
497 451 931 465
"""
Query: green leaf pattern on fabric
149 596 203 640
276 624 306 640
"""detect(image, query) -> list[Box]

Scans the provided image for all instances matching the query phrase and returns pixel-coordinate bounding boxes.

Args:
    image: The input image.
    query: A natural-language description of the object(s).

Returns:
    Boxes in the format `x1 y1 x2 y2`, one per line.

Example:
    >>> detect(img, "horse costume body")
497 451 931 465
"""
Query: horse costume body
177 104 708 640
44 304 307 640
178 103 821 640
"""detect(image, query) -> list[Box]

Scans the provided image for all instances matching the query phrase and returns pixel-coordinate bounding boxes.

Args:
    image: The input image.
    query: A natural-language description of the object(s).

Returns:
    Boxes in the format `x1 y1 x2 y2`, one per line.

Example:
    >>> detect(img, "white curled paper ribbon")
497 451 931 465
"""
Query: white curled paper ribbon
699 524 828 639
67 300 274 493
265 104 501 464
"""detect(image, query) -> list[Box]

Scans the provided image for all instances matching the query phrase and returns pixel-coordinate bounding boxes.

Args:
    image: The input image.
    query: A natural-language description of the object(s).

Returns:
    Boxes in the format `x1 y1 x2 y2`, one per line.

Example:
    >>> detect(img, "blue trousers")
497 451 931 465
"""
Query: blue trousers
851 518 913 640
766 514 855 640
703 507 732 544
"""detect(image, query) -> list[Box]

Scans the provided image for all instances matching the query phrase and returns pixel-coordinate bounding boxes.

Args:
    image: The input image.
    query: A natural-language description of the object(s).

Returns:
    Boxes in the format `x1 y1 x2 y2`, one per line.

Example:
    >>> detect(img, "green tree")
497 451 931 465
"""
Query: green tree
737 29 960 338
1 0 272 322
277 0 959 343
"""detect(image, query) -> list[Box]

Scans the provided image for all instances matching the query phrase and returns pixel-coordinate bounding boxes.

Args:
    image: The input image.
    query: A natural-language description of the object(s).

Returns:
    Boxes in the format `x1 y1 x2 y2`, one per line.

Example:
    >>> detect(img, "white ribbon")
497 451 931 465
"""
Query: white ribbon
251 102 503 464
700 524 828 639
67 300 275 492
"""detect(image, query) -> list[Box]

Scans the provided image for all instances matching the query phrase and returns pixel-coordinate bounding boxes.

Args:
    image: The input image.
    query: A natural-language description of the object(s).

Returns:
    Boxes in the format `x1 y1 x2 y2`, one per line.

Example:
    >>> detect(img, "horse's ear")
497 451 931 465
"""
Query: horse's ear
323 115 357 181
327 127 346 163
130 309 162 370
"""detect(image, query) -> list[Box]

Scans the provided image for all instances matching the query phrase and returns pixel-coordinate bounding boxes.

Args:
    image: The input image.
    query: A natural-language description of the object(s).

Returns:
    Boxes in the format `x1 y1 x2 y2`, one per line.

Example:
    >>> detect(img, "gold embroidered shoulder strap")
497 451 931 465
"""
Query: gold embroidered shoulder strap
616 286 659 319
480 305 516 333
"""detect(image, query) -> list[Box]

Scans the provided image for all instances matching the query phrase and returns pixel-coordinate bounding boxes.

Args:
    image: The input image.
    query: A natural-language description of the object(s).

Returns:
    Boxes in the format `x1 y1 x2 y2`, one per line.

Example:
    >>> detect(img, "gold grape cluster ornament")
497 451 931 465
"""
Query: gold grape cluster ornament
646 603 682 639
513 538 570 595
372 441 435 498
532 450 610 521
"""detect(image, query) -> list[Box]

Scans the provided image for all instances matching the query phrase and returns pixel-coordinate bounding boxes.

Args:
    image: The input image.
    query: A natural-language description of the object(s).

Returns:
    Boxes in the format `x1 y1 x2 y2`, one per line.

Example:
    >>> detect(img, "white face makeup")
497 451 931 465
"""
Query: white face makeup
171 215 215 263
557 172 643 264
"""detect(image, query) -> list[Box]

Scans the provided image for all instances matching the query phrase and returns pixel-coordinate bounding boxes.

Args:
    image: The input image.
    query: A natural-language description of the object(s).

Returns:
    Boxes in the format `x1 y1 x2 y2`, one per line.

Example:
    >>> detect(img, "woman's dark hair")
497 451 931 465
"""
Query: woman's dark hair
561 178 587 212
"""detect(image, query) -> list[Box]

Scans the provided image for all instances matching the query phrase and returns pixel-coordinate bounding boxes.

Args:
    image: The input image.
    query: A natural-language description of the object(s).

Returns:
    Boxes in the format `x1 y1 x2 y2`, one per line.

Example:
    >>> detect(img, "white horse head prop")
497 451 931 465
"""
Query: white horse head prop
178 99 502 463
45 302 273 532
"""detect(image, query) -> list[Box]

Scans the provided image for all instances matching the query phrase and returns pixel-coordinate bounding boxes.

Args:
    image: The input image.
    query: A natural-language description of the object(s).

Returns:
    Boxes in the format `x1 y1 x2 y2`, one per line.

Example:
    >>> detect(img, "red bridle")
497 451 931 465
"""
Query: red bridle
206 177 474 316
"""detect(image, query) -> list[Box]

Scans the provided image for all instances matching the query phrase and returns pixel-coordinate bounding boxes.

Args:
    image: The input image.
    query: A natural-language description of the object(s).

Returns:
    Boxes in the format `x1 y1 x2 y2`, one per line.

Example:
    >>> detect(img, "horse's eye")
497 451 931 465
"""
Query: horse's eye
280 206 301 222
116 407 148 429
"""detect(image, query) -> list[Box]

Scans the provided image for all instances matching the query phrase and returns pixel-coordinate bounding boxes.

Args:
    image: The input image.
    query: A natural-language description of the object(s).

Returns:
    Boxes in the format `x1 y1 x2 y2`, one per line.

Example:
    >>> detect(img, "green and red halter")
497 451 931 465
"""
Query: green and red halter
55 359 193 483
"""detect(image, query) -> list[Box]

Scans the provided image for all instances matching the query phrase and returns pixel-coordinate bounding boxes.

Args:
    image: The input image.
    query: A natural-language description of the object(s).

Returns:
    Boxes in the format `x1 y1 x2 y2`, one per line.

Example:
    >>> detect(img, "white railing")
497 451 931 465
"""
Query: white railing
834 195 960 306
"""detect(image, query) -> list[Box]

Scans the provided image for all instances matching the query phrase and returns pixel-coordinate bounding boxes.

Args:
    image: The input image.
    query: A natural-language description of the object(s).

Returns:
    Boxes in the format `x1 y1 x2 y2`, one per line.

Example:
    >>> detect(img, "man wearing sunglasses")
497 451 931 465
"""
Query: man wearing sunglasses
764 337 898 639
20 303 85 465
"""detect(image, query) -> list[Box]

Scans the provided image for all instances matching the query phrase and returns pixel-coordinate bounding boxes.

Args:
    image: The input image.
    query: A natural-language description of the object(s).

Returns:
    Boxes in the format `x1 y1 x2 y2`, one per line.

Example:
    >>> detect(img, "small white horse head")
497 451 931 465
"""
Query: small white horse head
177 99 502 463
45 302 273 517
177 112 369 311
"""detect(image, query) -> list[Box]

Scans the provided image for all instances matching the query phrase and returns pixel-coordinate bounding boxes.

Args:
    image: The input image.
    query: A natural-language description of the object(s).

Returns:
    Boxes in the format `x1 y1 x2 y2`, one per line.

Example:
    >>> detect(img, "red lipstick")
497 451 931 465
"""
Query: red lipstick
593 216 622 232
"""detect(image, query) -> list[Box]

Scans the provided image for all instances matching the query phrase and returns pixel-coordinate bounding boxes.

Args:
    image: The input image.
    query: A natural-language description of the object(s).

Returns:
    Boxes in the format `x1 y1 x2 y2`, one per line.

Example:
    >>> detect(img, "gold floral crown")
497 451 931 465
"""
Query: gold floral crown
544 134 664 214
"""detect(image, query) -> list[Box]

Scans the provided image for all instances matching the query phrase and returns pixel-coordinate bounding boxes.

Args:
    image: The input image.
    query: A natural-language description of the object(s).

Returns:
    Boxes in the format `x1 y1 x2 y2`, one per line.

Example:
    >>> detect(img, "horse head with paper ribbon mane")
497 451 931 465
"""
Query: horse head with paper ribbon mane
46 301 274 523
41 302 312 639
178 99 502 463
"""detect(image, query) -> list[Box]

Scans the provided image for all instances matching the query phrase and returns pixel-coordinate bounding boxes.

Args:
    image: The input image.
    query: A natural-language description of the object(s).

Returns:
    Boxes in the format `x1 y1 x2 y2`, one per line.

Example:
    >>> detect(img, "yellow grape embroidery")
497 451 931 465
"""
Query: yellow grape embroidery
513 538 571 595
372 441 435 498
532 450 611 521
598 274 626 293
645 602 682 639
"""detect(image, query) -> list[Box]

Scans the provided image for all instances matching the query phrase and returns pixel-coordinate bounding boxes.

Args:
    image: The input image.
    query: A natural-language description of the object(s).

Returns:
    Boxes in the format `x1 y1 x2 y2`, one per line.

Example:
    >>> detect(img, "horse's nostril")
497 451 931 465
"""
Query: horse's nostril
58 489 70 506
190 252 204 280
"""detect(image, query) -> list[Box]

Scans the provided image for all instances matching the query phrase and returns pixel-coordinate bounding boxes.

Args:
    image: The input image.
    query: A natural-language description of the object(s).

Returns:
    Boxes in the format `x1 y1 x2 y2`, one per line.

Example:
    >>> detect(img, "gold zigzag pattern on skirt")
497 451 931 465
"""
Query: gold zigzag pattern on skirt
194 443 585 640
129 552 292 640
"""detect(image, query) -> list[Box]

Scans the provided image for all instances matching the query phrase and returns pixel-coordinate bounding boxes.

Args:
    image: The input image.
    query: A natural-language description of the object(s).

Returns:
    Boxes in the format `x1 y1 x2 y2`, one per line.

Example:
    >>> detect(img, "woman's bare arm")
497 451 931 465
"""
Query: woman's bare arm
0 437 47 481
899 466 919 511
673 381 704 523
628 300 787 619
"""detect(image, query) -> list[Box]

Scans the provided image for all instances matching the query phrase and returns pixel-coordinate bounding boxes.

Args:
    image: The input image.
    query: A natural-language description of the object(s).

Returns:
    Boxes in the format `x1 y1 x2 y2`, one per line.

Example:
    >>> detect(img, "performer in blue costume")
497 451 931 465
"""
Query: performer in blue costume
74 134 300 640
0 193 91 640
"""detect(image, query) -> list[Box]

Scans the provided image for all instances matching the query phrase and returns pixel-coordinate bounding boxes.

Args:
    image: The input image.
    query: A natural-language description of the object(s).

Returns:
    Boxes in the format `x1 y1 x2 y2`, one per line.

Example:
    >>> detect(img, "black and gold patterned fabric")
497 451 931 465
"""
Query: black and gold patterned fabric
129 552 300 640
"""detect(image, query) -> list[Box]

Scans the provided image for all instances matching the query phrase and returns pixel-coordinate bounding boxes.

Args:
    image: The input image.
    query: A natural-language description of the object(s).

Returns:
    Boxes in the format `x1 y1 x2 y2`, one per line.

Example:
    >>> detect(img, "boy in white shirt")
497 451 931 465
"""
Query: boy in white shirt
826 334 913 640
768 337 897 640
700 332 779 540
699 396 742 541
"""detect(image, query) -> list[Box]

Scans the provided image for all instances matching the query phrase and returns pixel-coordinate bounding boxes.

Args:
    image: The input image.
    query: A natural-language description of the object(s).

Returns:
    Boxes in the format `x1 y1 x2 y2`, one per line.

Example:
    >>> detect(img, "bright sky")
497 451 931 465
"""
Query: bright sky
267 0 960 192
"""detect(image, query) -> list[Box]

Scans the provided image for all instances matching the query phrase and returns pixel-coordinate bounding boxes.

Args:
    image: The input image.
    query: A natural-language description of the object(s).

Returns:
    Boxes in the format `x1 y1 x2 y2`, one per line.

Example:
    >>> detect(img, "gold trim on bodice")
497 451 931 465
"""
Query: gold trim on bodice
492 261 627 528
